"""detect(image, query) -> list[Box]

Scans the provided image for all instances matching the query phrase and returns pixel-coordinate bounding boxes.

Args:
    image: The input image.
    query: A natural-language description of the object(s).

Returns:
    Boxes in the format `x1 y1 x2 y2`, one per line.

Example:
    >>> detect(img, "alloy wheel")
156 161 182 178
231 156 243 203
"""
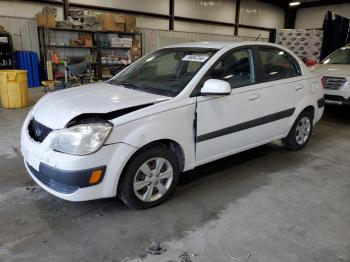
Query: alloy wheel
133 157 174 202
295 116 311 145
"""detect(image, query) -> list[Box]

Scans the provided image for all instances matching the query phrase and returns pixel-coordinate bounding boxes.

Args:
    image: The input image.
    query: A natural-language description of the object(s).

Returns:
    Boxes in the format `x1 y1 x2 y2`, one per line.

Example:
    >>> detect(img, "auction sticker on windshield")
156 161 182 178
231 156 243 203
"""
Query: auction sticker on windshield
182 54 209 62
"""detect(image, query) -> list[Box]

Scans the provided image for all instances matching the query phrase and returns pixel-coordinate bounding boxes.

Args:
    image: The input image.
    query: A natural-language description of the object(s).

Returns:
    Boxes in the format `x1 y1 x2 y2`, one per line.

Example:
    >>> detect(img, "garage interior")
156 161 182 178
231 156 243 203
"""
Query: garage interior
0 0 350 261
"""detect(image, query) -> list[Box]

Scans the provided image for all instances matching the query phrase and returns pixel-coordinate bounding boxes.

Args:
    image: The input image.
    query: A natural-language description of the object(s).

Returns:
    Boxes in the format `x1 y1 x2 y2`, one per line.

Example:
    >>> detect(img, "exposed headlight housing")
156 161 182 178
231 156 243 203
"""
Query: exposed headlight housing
51 123 112 155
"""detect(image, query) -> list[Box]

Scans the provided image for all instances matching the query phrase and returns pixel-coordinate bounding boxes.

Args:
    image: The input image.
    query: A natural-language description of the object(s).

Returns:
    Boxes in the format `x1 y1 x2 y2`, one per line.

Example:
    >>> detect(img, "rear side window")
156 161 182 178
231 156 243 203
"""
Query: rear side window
258 48 301 82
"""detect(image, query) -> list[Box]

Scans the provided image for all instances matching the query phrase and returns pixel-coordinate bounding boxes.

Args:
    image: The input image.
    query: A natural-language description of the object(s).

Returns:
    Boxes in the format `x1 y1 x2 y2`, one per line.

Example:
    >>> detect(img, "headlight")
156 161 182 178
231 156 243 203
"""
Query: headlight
51 123 112 155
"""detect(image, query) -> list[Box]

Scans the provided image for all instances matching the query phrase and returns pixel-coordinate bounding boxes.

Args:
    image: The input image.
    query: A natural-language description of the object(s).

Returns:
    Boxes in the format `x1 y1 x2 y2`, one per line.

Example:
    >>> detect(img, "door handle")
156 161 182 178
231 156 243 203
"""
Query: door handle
295 85 303 90
249 93 259 101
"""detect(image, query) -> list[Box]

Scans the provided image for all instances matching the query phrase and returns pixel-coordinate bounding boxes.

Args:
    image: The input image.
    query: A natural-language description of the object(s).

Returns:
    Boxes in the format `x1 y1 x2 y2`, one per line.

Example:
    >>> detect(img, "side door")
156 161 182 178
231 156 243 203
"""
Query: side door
195 47 265 165
253 47 303 140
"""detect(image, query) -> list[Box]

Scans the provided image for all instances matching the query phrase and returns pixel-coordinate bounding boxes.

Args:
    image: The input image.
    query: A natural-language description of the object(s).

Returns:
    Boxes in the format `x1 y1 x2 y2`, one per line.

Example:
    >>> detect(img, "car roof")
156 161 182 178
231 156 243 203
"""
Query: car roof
162 41 284 50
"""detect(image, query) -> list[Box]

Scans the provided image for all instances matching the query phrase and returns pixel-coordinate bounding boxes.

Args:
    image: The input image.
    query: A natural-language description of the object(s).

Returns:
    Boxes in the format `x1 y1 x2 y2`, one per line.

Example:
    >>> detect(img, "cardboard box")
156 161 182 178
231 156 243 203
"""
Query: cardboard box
131 47 141 56
84 39 93 47
113 15 125 32
79 32 92 40
131 45 141 62
99 13 114 31
99 13 125 32
132 38 140 48
35 13 46 27
46 14 56 27
77 32 93 47
123 15 136 32
35 13 56 27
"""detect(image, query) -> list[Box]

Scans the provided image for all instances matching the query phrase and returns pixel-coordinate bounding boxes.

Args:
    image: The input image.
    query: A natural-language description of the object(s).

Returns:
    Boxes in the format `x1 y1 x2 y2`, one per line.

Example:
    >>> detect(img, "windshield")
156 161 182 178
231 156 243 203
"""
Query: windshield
322 47 350 65
108 47 217 96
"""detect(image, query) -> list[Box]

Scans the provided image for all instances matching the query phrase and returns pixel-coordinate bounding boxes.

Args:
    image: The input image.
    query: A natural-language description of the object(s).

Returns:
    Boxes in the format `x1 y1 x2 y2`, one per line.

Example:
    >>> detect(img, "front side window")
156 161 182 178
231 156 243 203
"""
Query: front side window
258 48 301 82
322 47 350 65
109 48 217 96
204 48 255 89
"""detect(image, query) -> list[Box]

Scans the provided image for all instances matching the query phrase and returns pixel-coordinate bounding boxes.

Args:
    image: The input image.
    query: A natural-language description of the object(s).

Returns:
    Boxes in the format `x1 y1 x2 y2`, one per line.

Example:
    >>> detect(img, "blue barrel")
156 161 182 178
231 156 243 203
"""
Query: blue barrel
15 51 40 88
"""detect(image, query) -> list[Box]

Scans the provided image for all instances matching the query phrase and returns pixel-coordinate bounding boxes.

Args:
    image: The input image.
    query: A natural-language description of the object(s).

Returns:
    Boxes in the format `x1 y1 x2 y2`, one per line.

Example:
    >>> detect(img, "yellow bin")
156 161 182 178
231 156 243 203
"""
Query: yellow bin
0 70 29 108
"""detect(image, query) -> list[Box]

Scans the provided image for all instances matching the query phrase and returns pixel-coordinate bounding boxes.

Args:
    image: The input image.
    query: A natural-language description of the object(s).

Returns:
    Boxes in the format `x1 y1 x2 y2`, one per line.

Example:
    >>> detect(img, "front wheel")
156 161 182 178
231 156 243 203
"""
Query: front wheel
118 145 180 209
282 110 313 150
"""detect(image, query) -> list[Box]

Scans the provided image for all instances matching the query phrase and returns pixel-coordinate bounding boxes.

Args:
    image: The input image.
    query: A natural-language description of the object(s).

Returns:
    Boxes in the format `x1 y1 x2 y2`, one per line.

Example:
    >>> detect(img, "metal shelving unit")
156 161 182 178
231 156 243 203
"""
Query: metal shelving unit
94 30 142 79
48 45 97 49
0 33 14 69
37 26 142 80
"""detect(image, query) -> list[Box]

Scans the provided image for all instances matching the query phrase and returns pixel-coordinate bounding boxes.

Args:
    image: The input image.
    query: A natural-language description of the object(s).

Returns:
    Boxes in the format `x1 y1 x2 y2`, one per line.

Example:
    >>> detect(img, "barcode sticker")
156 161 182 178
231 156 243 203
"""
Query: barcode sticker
182 55 209 62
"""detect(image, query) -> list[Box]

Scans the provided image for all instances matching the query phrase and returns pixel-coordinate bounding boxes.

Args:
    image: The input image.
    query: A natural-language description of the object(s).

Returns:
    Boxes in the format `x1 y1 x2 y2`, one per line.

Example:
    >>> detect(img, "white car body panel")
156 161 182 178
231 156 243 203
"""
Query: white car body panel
21 41 324 201
108 98 197 171
32 83 170 129
196 84 266 164
312 64 350 102
311 45 350 105
312 64 350 77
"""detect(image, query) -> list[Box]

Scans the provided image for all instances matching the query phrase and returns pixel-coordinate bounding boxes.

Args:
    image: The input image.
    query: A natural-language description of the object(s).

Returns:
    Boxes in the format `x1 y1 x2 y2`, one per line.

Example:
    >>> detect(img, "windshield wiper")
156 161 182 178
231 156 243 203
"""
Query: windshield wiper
112 80 142 90
112 80 177 97
135 83 177 97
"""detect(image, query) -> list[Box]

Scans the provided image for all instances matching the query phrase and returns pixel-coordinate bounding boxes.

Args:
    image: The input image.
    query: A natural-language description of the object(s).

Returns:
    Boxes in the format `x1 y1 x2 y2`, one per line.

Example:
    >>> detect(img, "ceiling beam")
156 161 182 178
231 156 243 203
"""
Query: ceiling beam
234 0 241 35
255 0 287 9
174 16 236 27
284 7 297 29
69 2 170 19
13 0 64 6
63 0 69 20
298 0 350 8
169 0 174 30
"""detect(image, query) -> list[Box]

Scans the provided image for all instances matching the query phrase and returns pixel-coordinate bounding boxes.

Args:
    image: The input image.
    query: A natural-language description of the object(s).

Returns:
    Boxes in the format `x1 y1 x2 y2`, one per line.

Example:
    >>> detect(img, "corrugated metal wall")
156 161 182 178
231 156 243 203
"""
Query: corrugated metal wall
0 16 39 54
295 3 350 29
139 28 268 55
0 15 268 59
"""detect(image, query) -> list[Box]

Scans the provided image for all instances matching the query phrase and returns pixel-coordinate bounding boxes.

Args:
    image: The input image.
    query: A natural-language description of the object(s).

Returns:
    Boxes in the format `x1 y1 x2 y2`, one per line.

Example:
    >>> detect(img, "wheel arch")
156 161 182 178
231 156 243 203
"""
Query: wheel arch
285 103 316 138
301 105 315 119
290 96 317 127
136 139 186 171
282 105 315 150
116 139 186 194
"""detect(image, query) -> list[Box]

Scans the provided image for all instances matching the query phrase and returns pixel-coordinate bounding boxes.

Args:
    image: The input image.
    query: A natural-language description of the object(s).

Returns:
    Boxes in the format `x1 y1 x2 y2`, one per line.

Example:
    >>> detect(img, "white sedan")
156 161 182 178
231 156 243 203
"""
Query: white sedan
21 41 325 208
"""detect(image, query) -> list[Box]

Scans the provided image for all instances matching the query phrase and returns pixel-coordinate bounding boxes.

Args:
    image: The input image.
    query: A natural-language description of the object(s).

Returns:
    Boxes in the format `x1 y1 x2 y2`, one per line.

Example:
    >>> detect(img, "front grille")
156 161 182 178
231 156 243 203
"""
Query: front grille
323 76 347 90
28 118 53 142
27 164 78 194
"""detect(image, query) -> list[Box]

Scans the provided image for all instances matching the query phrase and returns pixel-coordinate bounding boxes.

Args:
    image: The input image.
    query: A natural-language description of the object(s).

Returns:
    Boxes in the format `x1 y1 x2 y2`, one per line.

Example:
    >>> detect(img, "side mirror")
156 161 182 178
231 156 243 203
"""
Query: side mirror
200 79 231 96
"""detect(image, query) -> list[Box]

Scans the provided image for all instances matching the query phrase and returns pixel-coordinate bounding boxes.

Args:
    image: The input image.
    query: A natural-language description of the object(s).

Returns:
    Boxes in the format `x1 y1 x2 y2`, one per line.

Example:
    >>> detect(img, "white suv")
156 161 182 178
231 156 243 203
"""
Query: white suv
312 45 350 105
21 42 324 208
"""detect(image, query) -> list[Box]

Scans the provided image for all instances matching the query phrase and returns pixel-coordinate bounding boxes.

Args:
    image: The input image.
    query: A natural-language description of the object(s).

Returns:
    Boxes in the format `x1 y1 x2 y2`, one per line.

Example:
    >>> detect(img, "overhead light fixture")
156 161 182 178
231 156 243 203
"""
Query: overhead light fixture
289 1 301 6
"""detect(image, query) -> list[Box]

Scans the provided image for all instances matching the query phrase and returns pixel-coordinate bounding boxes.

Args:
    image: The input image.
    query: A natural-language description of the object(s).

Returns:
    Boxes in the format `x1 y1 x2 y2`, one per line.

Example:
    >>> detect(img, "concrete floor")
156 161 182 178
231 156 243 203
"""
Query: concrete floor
0 88 349 262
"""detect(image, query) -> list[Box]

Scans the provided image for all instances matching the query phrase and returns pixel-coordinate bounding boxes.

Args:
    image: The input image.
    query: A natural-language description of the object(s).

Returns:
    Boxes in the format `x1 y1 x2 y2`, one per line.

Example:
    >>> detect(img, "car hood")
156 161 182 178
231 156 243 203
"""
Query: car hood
311 64 350 77
32 82 170 129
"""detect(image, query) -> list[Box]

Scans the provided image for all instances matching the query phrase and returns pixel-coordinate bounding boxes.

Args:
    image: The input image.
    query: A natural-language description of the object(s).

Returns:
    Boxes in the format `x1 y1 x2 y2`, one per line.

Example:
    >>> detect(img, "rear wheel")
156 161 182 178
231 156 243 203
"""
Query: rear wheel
118 145 180 209
282 110 313 150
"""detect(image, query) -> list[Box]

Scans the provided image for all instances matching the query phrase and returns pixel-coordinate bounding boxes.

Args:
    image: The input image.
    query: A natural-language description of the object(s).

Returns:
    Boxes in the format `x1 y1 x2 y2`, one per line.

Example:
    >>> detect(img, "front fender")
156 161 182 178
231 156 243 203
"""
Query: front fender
107 103 196 171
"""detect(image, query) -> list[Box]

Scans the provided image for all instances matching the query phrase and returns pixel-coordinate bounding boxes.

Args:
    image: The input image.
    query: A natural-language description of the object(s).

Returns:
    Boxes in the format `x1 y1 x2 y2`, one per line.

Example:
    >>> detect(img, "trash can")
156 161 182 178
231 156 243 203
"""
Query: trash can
0 70 28 108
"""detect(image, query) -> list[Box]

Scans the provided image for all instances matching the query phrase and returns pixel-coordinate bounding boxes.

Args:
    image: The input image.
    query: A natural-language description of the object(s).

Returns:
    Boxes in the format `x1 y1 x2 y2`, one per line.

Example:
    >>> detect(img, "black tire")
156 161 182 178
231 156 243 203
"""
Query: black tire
282 110 314 150
118 144 180 209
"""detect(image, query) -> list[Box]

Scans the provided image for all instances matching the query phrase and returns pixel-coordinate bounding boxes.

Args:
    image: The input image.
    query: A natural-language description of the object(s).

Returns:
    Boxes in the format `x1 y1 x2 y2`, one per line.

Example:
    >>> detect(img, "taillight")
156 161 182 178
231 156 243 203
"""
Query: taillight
321 77 325 89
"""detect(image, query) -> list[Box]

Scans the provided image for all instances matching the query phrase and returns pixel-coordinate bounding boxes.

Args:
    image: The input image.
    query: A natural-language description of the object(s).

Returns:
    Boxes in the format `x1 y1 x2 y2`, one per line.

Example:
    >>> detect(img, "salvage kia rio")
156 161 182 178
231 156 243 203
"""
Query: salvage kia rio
21 42 325 208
